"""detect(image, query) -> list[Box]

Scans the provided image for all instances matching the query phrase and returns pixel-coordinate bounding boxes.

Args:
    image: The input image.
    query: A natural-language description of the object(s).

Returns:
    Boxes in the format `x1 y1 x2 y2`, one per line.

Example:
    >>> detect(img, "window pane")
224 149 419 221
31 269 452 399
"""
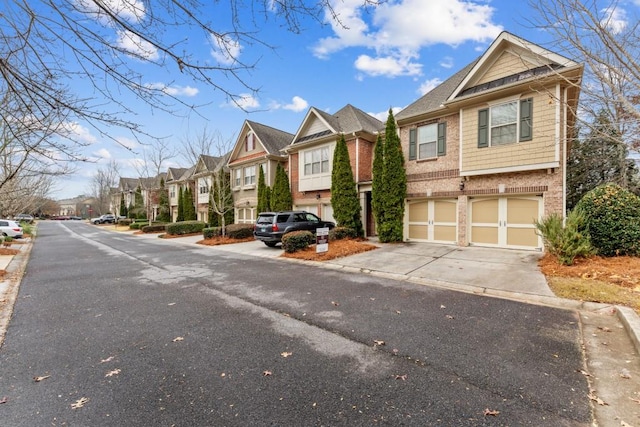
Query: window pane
491 102 517 126
419 142 436 158
304 164 312 175
491 124 517 145
321 147 329 161
418 124 437 143
312 162 320 174
321 160 329 173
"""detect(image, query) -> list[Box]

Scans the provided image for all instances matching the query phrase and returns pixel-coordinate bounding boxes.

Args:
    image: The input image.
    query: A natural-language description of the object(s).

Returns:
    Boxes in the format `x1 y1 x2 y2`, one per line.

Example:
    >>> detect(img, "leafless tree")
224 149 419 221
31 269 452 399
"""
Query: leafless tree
132 139 177 221
205 135 235 234
530 0 640 152
88 160 120 215
179 126 229 167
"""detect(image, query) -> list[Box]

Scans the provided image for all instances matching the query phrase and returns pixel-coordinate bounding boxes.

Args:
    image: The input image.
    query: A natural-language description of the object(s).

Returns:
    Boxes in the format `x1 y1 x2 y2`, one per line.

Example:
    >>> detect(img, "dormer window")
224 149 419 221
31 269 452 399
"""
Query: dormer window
245 133 255 152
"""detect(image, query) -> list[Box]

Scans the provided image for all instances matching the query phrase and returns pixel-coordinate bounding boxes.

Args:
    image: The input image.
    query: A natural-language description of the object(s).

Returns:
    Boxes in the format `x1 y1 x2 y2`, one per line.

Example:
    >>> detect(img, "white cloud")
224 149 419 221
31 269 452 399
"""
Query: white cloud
369 107 403 122
226 93 260 110
313 0 502 78
62 122 98 144
418 77 443 95
355 54 422 77
92 148 112 160
601 6 627 34
270 96 309 112
117 30 159 60
439 56 454 69
210 34 243 65
146 83 199 97
75 0 146 24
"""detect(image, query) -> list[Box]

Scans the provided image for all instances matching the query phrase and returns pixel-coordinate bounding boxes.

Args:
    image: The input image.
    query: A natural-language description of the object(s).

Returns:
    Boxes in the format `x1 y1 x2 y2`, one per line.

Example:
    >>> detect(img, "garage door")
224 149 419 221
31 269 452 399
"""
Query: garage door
469 196 541 249
407 199 457 243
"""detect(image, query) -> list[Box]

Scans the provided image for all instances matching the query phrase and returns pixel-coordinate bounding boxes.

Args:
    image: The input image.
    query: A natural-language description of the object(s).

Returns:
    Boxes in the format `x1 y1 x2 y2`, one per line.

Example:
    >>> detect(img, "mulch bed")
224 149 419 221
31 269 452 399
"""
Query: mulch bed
282 239 378 261
197 236 255 246
539 254 640 289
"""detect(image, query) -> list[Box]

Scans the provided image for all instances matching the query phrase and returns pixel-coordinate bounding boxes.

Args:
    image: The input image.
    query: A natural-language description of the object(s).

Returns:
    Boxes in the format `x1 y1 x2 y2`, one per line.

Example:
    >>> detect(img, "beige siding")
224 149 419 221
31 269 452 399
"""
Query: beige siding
476 51 539 85
461 90 558 173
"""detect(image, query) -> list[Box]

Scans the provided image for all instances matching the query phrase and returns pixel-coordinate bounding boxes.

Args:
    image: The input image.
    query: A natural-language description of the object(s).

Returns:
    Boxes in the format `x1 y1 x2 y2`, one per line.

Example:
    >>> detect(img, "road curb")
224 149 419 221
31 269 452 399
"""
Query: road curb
0 238 34 349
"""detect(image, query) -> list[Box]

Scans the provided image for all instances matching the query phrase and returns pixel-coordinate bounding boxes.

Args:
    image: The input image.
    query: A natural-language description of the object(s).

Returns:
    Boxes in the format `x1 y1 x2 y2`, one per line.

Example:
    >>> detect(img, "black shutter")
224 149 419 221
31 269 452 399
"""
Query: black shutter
519 98 533 141
478 109 489 148
409 128 416 160
437 122 446 156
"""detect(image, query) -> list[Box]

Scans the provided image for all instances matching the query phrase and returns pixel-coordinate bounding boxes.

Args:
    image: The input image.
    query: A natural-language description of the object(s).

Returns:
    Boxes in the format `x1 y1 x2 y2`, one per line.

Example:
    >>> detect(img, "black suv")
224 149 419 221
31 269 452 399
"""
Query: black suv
253 211 335 247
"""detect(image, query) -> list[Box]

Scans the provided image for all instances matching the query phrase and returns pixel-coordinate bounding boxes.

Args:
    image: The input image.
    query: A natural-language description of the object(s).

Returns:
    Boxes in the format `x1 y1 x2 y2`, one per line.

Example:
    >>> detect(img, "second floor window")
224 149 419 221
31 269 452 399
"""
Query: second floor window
478 98 532 148
245 133 255 151
303 147 329 176
244 165 256 185
234 169 241 187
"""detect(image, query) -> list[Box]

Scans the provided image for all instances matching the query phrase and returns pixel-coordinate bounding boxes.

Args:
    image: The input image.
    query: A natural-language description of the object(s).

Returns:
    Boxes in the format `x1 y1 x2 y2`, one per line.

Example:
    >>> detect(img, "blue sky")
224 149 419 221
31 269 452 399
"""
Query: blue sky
50 0 602 199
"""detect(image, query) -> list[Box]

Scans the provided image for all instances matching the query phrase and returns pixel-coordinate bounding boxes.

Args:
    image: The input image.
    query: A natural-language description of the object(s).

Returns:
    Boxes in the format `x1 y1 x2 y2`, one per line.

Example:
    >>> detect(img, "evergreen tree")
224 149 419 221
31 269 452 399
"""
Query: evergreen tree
371 132 385 231
134 185 146 219
257 165 271 213
271 163 292 211
127 202 134 219
330 134 363 236
567 111 640 210
119 193 128 218
184 186 197 220
156 178 170 222
176 187 185 222
377 109 406 242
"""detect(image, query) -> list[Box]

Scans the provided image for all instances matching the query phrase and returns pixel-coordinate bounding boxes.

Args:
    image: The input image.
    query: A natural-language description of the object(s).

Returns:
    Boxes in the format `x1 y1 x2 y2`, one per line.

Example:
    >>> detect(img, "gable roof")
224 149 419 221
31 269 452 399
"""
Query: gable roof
118 177 139 192
166 167 188 182
247 121 293 155
195 153 230 175
291 104 383 146
396 31 581 123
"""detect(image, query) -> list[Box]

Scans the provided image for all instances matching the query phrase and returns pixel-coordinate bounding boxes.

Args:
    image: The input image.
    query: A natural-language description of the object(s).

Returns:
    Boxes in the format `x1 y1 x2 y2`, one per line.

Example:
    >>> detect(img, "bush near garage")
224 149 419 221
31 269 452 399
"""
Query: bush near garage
141 223 168 233
118 219 133 226
129 222 142 230
328 226 358 241
535 210 594 266
281 230 314 253
165 221 206 236
574 183 640 257
225 223 254 239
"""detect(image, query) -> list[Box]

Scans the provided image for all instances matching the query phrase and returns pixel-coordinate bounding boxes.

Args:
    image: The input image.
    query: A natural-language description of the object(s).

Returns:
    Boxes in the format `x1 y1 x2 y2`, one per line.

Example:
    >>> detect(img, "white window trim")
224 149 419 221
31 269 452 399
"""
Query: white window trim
487 95 521 147
417 123 438 160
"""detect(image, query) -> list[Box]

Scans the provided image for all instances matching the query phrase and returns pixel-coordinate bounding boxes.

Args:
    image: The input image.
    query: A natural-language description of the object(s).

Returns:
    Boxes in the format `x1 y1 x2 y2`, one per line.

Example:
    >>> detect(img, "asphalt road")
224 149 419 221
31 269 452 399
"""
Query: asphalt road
0 221 592 426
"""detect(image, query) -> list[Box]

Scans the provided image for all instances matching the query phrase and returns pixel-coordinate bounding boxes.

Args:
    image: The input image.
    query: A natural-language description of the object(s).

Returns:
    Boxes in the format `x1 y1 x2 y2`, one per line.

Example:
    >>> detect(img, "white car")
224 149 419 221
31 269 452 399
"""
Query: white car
0 219 23 238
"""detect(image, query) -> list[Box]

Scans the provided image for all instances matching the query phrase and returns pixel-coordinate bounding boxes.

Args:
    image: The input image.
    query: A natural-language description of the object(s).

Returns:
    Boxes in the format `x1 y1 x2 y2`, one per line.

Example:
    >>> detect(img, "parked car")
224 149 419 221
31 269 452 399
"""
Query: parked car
14 214 34 224
91 214 116 224
253 211 335 247
69 216 82 220
0 219 23 238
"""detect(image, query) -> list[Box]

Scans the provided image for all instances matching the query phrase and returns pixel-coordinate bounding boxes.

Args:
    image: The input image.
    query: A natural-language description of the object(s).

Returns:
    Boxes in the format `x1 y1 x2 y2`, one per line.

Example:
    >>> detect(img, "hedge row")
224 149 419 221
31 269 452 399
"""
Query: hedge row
165 221 206 236
203 223 254 239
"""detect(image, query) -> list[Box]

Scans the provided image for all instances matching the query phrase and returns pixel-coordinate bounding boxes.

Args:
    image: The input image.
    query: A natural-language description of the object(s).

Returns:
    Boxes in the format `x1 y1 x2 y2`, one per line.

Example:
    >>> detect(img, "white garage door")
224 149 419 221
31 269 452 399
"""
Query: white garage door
407 199 457 243
469 196 542 250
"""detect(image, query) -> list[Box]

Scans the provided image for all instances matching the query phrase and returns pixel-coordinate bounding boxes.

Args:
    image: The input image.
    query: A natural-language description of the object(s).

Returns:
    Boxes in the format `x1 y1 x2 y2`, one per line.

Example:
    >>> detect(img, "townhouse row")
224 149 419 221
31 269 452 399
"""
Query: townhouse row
112 32 583 251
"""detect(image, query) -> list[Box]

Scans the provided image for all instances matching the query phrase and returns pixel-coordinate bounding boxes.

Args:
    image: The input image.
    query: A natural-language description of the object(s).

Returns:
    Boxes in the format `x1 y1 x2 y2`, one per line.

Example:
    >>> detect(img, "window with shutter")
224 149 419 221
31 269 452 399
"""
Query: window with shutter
414 122 446 160
477 98 533 148
409 128 416 160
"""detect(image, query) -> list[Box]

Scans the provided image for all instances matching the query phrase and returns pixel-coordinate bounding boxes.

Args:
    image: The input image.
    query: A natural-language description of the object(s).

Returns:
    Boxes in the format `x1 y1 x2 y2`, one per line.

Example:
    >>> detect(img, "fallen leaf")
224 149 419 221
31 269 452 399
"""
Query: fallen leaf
630 397 640 404
440 305 446 309
373 340 385 346
577 369 592 377
172 336 184 342
620 368 632 379
262 370 272 376
100 356 115 364
168 302 176 306
597 326 612 332
395 310 401 314
281 352 292 358
71 397 89 409
483 408 500 416
220 373 226 377
392 349 399 355
33 375 50 382
331 301 340 306
445 315 454 319
394 374 407 381
0 397 7 404
370 298 376 301
588 392 608 406
621 421 633 427
105 369 121 377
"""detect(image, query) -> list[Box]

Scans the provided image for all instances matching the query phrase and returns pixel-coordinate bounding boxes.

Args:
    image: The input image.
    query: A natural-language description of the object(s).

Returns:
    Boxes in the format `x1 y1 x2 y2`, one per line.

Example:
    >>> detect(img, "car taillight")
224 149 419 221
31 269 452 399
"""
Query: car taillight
12 228 20 232
272 224 279 232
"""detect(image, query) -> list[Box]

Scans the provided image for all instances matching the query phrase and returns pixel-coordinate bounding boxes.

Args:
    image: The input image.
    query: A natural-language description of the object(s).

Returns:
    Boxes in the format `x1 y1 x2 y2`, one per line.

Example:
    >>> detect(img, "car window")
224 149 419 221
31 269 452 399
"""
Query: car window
293 213 306 222
0 221 6 226
276 214 290 223
256 215 274 225
305 213 319 222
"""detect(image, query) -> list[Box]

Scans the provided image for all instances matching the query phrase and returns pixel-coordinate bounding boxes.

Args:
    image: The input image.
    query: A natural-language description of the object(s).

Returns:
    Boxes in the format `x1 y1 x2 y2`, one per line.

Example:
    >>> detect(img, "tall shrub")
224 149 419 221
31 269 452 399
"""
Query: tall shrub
176 187 185 222
156 178 170 222
183 186 197 221
119 193 128 218
330 134 363 236
271 163 292 212
371 132 385 231
377 109 406 242
574 183 640 256
257 165 271 213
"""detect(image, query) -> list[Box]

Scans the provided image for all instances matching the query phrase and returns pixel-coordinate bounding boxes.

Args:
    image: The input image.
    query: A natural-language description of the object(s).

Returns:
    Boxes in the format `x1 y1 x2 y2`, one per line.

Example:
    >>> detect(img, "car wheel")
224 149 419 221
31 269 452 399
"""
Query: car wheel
1 233 6 237
264 242 278 247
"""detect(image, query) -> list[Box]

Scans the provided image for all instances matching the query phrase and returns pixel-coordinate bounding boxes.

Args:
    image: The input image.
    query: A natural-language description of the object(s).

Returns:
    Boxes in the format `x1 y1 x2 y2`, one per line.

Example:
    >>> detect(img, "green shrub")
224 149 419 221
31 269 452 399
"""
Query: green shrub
225 223 254 239
165 221 206 236
118 219 133 226
141 223 167 233
20 223 33 235
4 236 13 243
535 210 594 265
203 227 222 239
328 226 358 241
574 183 640 256
281 230 314 253
129 222 142 230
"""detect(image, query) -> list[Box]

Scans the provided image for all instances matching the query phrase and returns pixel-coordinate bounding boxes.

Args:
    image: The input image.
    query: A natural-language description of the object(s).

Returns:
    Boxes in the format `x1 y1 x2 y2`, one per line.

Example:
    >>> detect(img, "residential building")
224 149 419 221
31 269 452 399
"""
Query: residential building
193 154 230 223
227 120 293 224
284 104 383 235
165 167 194 222
395 32 583 250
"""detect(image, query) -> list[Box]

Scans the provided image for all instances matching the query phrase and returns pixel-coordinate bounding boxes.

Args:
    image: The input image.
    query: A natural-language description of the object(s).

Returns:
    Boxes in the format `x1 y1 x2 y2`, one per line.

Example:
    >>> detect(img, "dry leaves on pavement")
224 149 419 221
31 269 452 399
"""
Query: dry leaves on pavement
71 397 89 409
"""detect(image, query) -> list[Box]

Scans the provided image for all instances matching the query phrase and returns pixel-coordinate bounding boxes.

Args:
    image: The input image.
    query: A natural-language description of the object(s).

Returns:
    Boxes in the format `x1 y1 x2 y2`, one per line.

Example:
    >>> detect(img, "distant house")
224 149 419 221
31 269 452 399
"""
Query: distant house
395 31 583 250
58 195 97 218
165 166 194 222
284 104 383 235
227 120 293 224
193 154 229 223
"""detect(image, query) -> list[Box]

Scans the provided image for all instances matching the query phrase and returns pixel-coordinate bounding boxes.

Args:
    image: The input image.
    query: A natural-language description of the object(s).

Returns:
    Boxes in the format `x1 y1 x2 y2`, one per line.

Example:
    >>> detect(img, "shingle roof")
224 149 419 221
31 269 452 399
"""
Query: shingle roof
119 177 139 191
293 104 383 145
166 168 188 182
395 58 480 121
247 121 293 155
